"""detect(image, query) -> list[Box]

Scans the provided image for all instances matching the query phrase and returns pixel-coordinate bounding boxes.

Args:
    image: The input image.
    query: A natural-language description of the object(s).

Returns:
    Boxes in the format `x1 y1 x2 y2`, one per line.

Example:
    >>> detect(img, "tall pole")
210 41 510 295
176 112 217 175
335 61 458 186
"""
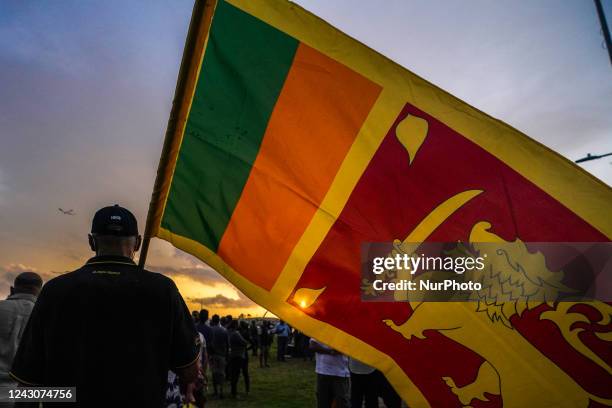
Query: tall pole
594 0 612 66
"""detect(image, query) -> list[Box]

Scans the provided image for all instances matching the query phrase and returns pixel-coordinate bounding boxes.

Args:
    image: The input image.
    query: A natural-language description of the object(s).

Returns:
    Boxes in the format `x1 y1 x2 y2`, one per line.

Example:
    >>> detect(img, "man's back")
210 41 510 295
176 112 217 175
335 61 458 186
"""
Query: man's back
210 324 229 356
228 330 247 358
0 293 36 385
10 255 198 407
196 320 213 347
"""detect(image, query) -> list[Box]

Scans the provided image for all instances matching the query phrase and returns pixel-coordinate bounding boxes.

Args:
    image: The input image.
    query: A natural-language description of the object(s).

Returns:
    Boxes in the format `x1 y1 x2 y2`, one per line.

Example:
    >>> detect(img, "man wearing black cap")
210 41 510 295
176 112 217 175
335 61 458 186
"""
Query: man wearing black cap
10 205 200 407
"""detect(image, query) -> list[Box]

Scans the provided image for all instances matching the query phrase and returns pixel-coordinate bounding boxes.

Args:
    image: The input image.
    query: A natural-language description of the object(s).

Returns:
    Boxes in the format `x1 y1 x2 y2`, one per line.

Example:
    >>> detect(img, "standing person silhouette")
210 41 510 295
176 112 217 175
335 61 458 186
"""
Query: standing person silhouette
0 271 43 404
10 205 200 407
209 314 229 398
274 320 290 362
309 338 350 408
258 321 272 368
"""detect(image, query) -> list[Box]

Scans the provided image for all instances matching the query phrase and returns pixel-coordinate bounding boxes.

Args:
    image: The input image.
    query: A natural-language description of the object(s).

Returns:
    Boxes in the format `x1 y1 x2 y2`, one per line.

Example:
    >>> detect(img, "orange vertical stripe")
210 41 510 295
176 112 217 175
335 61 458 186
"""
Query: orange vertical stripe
217 43 382 290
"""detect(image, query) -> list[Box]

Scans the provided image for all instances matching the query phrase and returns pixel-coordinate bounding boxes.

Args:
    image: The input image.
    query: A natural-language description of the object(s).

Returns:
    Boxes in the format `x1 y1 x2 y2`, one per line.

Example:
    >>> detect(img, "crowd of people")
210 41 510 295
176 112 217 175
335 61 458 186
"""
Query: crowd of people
0 205 402 408
181 309 313 404
176 310 401 408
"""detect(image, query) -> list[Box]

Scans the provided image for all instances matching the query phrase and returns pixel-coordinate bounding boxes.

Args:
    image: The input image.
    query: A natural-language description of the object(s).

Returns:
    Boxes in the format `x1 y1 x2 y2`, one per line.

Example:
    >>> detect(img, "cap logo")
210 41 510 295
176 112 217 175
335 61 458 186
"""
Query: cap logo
92 205 137 236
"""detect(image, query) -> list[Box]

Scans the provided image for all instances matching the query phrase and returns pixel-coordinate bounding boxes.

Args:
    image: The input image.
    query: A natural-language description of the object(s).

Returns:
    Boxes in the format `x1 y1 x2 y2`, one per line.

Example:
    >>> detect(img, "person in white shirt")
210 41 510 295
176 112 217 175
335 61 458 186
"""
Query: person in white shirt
309 338 349 408
0 272 42 407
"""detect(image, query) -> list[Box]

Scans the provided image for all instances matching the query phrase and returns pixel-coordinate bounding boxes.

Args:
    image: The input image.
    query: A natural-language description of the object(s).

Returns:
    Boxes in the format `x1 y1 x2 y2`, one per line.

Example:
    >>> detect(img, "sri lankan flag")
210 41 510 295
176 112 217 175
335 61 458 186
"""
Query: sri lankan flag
144 0 612 406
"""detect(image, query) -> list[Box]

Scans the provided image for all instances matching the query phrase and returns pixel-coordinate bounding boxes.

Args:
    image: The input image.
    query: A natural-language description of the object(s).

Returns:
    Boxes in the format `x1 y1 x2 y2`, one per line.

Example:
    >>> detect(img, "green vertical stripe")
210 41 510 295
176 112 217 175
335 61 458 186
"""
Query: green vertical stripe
161 0 298 250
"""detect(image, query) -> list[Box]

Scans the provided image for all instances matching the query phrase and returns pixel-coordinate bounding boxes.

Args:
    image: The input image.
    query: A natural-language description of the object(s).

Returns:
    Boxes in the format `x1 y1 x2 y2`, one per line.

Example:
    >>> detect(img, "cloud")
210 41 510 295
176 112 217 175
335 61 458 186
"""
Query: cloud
153 259 260 312
152 263 228 286
172 248 201 265
187 292 255 309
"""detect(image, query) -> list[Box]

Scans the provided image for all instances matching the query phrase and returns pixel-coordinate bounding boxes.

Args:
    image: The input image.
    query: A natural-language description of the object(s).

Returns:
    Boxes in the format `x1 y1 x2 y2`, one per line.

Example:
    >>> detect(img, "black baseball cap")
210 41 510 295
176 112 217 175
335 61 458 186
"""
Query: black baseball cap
91 204 139 237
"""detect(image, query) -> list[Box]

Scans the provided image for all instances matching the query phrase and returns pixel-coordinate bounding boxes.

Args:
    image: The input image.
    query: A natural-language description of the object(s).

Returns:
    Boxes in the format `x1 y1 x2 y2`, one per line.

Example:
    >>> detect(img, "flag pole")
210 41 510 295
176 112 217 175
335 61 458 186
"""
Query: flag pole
139 0 214 269
594 0 612 66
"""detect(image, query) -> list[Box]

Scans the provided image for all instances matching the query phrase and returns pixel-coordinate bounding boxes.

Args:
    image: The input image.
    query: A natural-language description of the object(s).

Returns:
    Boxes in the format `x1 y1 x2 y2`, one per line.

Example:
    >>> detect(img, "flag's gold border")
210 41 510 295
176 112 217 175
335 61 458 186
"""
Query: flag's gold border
227 0 612 241
158 226 431 407
148 0 218 237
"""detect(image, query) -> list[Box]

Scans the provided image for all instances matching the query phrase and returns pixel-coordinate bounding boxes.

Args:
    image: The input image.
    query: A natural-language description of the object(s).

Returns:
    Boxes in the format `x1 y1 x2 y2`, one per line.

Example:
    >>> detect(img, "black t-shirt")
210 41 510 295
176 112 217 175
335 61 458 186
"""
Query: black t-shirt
10 255 199 407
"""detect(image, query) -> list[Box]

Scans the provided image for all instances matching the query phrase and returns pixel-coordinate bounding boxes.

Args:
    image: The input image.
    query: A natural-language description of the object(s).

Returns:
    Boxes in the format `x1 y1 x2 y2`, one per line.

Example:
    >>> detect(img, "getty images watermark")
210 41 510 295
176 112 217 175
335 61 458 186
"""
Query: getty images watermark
361 241 612 302
371 249 487 291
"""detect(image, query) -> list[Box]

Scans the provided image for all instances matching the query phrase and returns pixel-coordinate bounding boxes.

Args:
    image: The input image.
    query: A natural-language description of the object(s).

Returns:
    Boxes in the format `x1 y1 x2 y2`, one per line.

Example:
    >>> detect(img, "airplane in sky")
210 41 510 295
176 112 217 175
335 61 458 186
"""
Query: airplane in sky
58 208 75 215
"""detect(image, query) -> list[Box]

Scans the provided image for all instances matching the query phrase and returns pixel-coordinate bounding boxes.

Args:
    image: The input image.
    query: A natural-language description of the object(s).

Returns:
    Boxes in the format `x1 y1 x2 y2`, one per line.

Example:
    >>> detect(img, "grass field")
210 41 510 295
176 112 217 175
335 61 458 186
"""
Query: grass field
206 342 316 408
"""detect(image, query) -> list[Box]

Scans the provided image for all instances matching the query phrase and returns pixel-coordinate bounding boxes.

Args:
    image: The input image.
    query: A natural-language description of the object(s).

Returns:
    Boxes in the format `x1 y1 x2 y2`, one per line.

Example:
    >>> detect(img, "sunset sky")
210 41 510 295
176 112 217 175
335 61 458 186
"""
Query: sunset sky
1 0 611 316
